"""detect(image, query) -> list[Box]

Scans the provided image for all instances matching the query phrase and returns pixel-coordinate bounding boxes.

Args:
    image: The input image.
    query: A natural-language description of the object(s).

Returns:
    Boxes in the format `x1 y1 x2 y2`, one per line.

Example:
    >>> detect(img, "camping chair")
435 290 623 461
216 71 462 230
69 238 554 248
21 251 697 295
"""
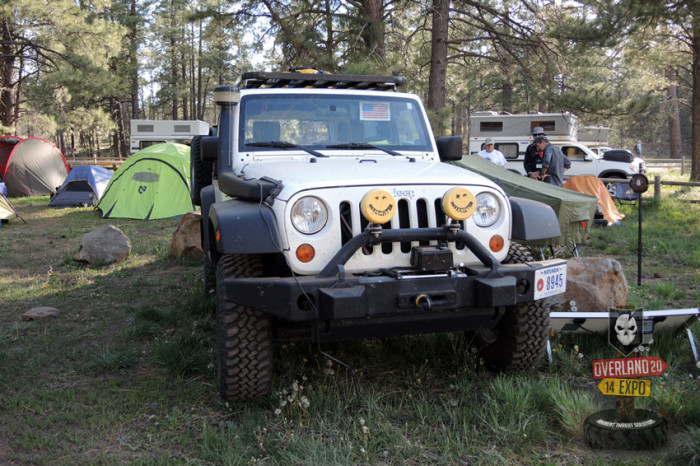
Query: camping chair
614 182 640 206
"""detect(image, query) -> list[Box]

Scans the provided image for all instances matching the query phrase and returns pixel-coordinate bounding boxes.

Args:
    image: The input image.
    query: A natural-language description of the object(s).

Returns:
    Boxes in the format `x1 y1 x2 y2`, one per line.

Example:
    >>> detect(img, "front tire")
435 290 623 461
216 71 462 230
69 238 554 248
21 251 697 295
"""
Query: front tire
477 243 550 370
215 254 274 401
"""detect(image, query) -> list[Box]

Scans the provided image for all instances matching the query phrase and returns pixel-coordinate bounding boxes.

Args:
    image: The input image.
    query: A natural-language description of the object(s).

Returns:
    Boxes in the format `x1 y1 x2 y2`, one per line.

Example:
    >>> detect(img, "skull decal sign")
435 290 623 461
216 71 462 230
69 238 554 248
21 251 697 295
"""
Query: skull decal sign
608 309 643 356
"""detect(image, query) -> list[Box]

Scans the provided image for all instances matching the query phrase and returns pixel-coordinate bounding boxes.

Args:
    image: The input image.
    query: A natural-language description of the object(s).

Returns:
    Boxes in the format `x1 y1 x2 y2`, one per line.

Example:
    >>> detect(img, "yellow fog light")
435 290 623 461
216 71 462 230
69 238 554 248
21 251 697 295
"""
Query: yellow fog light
360 189 397 224
442 187 476 221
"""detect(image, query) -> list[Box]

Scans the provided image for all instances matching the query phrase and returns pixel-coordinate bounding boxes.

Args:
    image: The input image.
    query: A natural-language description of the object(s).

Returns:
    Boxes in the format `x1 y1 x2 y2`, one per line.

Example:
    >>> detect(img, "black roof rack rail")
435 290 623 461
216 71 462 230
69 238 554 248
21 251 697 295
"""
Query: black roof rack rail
238 72 407 91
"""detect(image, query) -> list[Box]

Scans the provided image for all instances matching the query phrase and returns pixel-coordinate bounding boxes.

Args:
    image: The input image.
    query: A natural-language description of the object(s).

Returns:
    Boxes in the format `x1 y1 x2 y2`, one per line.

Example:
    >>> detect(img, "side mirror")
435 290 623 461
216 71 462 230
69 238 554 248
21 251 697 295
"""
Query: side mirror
436 136 463 161
584 154 593 162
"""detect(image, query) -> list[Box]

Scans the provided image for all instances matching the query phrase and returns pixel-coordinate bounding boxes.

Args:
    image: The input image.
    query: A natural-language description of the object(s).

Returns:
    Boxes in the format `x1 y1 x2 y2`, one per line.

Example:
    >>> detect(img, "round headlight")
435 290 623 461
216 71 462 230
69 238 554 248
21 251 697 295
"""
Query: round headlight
473 192 500 227
291 196 328 234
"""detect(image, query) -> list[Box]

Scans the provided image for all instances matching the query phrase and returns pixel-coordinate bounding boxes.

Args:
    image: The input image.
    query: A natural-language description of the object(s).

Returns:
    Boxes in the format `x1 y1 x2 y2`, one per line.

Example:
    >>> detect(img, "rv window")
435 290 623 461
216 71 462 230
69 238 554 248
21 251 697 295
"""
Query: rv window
174 125 192 133
532 121 556 133
495 143 519 160
480 122 503 132
137 124 155 132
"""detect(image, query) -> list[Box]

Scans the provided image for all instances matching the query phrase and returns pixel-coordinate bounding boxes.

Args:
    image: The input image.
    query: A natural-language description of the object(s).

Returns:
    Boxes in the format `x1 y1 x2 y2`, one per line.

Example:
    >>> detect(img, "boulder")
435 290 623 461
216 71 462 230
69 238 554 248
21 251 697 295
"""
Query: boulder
171 211 203 259
23 306 59 320
550 257 628 311
74 225 131 265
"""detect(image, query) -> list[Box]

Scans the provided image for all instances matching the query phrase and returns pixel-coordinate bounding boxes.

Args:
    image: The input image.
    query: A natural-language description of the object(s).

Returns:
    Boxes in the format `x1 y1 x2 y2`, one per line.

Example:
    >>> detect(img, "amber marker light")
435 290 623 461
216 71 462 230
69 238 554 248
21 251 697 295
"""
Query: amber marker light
489 235 504 252
296 244 315 263
216 229 221 243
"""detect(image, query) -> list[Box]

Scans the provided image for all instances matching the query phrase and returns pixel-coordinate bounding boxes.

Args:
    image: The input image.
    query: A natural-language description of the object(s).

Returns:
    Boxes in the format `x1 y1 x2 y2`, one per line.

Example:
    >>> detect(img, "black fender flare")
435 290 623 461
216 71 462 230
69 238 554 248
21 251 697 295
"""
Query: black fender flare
209 198 281 254
509 197 561 241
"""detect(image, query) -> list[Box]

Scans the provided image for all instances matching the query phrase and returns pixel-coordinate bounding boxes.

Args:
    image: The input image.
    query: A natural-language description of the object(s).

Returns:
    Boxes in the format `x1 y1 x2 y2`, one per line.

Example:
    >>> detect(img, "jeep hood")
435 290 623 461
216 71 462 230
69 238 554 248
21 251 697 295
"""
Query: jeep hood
238 158 501 200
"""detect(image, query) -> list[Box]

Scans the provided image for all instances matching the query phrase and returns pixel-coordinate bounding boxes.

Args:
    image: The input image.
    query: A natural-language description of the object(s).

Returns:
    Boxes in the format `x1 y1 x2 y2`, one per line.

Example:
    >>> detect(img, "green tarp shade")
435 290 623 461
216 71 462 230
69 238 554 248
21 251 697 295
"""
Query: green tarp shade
97 143 195 220
449 155 598 244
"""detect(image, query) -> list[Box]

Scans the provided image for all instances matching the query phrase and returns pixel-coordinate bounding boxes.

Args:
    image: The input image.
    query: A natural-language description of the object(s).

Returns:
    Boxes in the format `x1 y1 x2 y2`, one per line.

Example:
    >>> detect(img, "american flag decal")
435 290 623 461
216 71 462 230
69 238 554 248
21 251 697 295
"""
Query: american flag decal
360 102 390 121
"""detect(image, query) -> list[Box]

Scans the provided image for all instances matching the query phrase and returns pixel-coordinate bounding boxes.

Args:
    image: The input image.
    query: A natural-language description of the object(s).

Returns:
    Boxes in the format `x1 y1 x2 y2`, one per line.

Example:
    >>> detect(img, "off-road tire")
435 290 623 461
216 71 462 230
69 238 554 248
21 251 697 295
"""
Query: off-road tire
477 242 550 370
190 135 213 206
583 409 667 449
204 251 216 294
215 254 273 400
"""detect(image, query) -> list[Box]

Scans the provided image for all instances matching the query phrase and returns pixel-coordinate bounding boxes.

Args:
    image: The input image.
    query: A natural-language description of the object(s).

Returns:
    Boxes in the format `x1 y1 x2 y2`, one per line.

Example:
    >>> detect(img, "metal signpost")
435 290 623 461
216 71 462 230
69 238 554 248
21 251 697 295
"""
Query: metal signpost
629 172 649 286
583 308 669 449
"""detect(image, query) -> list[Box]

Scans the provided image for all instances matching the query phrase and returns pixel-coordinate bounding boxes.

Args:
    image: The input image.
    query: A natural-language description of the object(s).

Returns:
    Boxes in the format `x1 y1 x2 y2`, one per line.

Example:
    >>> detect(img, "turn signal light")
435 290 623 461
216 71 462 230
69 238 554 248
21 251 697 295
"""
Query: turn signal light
489 235 504 252
216 229 221 243
296 244 315 263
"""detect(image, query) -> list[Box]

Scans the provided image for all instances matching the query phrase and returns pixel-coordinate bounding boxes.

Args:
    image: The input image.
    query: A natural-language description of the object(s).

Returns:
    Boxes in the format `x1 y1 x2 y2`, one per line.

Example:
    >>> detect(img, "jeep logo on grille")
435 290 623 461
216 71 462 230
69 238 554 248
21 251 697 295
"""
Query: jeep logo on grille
393 188 415 199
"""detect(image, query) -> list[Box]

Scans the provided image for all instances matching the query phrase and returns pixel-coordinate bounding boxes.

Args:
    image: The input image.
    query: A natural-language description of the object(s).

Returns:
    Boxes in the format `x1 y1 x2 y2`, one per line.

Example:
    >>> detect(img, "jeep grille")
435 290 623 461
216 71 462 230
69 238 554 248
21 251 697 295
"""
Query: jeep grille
339 198 466 255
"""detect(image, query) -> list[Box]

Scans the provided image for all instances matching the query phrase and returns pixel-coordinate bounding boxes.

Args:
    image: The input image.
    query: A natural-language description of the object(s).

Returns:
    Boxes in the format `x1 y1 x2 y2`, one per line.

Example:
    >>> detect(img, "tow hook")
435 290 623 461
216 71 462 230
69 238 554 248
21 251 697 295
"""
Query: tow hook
415 294 433 311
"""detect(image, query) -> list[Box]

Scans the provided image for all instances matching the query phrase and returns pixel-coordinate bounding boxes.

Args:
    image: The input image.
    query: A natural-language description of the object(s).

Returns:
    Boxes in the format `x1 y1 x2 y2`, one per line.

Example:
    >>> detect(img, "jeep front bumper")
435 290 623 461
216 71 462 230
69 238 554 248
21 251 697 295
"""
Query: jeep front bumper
221 226 566 339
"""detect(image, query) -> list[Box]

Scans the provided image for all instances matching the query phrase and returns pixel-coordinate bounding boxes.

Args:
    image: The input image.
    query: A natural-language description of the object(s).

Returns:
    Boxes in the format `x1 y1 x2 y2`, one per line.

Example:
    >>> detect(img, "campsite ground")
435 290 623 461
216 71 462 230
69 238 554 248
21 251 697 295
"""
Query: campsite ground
0 168 698 464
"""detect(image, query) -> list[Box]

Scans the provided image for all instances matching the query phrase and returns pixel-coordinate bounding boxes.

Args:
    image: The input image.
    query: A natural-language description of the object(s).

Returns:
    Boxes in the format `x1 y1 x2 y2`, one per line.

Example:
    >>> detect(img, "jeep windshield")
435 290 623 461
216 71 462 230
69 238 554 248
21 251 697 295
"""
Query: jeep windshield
239 93 432 154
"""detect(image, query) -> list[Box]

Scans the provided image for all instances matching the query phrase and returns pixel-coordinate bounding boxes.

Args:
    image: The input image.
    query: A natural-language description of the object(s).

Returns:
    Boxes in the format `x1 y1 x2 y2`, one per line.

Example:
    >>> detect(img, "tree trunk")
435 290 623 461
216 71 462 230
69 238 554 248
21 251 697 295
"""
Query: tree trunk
359 0 385 60
0 18 17 130
667 68 682 160
129 0 140 120
692 15 700 180
427 0 449 136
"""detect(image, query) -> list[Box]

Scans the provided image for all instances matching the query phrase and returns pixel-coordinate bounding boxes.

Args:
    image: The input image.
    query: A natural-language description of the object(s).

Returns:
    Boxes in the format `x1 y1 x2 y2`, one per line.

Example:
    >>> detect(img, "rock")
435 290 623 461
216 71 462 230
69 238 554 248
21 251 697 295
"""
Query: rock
550 257 628 311
170 211 203 259
23 306 59 320
74 225 131 265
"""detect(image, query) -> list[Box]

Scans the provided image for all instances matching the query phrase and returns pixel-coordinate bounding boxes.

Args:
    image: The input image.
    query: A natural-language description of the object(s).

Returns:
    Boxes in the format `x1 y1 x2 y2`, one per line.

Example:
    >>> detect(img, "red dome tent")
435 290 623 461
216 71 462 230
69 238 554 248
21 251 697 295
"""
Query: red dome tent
0 137 69 197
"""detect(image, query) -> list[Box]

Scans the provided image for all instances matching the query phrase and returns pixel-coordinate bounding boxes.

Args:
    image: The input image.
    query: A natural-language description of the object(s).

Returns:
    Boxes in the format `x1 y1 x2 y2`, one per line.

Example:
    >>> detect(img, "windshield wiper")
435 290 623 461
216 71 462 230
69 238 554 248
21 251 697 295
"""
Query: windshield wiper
246 141 328 158
325 142 402 156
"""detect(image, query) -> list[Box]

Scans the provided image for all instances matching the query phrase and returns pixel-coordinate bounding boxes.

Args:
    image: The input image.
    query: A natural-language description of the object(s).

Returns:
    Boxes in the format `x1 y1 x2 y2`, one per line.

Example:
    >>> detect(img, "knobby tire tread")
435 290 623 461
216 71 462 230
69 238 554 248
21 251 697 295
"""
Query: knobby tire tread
215 254 273 400
480 243 550 371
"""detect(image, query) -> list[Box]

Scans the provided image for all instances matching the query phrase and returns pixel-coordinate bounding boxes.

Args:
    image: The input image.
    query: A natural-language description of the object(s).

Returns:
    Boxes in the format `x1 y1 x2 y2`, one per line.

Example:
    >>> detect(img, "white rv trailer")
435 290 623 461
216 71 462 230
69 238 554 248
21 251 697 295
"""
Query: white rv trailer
467 112 644 196
468 111 578 155
130 119 210 154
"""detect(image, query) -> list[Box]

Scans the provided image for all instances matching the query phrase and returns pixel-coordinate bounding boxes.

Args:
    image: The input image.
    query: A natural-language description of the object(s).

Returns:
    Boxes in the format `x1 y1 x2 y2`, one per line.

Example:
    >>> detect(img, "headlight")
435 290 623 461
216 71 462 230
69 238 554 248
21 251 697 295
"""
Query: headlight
473 192 500 227
291 196 328 234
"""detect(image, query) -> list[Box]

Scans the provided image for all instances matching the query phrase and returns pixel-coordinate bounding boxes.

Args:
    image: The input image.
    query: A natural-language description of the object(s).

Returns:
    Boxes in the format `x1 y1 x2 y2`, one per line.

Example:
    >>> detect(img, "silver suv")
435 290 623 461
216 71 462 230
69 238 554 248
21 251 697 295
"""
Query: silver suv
192 71 567 400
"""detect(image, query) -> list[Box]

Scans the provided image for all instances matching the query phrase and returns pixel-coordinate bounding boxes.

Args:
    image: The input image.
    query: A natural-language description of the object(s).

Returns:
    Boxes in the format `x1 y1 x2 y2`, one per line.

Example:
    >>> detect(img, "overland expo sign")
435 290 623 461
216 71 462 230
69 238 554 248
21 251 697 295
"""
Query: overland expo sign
597 378 651 397
592 356 669 379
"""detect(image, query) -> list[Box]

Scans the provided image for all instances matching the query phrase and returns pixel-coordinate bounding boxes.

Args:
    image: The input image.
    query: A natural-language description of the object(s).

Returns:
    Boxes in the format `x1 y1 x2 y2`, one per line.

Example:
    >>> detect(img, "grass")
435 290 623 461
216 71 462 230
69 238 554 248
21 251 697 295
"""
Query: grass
0 178 699 464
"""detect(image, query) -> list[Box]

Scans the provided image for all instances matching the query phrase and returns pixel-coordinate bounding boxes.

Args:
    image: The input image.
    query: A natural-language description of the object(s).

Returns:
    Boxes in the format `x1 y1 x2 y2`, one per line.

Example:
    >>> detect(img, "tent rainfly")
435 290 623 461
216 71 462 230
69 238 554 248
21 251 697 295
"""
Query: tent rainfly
97 143 195 220
0 136 69 197
449 155 598 245
48 165 113 207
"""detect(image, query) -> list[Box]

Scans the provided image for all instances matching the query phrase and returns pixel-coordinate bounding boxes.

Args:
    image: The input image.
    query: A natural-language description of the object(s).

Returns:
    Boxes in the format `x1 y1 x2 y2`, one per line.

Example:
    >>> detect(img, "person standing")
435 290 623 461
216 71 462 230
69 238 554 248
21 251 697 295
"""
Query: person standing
524 126 546 179
478 137 507 167
634 140 642 156
534 136 566 186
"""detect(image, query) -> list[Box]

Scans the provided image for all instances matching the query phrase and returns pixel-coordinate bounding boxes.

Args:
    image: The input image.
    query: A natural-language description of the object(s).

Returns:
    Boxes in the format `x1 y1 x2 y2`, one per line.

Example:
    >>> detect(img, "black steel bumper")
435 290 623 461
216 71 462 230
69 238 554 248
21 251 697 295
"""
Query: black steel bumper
222 226 566 331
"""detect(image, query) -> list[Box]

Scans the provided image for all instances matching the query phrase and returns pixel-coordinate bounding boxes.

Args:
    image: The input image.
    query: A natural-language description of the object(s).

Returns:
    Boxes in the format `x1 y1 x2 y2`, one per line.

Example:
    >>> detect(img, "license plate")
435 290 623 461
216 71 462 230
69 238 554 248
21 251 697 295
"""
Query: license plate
534 262 567 300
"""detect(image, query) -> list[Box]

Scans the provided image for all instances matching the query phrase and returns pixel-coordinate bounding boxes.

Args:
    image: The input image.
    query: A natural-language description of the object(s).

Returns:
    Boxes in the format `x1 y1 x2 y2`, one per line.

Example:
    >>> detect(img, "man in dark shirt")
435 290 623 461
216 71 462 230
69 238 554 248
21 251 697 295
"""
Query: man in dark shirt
534 136 566 186
524 126 546 179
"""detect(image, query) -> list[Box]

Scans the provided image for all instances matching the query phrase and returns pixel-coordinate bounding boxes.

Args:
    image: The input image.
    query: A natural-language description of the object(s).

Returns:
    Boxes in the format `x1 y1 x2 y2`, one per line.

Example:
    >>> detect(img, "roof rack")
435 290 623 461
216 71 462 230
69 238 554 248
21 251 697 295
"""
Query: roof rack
238 72 407 91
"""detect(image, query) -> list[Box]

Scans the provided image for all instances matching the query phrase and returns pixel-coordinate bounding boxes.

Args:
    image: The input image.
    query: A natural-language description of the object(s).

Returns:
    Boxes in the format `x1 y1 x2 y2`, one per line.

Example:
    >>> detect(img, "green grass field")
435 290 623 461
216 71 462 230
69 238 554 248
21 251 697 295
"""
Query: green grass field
0 168 698 464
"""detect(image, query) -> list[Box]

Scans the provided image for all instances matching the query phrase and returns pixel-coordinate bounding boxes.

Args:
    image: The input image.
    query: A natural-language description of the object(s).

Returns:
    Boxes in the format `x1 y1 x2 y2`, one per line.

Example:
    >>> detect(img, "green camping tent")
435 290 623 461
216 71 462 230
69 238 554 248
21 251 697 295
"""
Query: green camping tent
449 155 598 245
97 143 195 219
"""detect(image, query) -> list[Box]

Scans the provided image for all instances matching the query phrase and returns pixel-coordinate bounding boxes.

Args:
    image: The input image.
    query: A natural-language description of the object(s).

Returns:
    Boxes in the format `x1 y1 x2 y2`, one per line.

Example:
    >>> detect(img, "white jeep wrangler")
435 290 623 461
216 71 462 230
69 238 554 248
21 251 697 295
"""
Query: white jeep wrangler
192 71 567 401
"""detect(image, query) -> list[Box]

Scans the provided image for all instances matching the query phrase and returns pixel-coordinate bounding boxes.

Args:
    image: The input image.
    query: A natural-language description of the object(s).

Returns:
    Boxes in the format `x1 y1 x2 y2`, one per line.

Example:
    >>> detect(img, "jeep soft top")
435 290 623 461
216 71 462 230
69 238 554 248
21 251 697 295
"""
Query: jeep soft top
191 71 567 401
